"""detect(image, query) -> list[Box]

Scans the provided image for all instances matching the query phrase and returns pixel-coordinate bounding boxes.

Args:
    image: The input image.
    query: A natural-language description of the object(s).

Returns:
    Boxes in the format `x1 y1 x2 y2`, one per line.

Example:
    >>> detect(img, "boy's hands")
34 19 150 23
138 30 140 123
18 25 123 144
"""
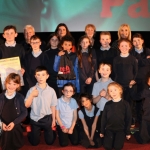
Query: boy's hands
2 122 15 131
21 68 25 75
85 77 92 84
129 80 136 88
99 89 107 97
68 128 73 134
62 127 68 133
100 133 104 137
89 139 95 146
2 123 7 131
58 51 65 56
126 135 131 140
31 87 38 97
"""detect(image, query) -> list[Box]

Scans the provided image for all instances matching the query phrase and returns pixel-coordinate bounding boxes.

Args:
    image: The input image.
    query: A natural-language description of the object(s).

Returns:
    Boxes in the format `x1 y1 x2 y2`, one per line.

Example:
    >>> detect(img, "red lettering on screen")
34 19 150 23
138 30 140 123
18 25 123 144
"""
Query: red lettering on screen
100 0 124 17
59 66 70 74
128 0 150 18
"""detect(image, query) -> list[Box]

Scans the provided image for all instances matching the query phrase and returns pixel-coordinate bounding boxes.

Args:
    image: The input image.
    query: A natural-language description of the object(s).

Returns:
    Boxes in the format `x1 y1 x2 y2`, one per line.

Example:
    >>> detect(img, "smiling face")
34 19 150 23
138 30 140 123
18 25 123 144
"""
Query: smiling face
119 26 130 39
81 97 92 109
99 64 111 79
119 41 131 55
80 37 90 50
58 26 67 38
30 39 41 51
49 35 59 49
3 29 17 43
133 37 144 50
62 41 72 52
85 27 95 39
24 28 35 42
5 80 19 94
62 86 74 99
100 35 111 48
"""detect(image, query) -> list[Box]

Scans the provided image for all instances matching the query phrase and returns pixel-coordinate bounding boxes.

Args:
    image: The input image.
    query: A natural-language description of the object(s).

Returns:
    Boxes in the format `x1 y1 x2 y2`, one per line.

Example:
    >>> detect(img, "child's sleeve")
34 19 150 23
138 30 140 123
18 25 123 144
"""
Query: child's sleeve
24 88 32 103
50 89 58 106
74 57 80 93
53 55 61 72
96 108 101 116
92 83 97 96
78 110 84 119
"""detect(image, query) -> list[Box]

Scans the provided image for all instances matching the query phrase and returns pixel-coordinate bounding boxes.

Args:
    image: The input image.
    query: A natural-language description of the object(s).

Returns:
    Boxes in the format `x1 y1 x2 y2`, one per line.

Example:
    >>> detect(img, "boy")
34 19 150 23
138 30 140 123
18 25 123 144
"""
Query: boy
95 32 118 80
25 66 57 146
92 63 113 112
24 35 50 88
0 25 25 73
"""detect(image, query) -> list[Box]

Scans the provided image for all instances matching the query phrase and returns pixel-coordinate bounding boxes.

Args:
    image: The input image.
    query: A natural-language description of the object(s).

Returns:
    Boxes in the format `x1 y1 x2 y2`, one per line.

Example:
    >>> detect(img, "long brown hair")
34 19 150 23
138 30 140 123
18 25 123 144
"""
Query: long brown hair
77 35 93 69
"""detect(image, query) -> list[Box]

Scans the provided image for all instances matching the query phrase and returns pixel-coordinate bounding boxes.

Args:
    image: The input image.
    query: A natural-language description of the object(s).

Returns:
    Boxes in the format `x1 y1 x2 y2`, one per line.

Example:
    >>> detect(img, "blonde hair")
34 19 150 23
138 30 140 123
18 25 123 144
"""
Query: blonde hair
85 24 96 32
118 24 131 40
24 25 35 33
5 73 21 91
107 82 123 98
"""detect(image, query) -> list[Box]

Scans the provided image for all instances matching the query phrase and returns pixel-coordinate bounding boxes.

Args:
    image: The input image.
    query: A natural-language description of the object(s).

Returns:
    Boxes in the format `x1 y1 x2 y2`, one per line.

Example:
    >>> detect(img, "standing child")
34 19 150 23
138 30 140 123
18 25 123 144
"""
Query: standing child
53 36 79 97
77 35 97 94
0 73 27 150
56 83 78 146
100 82 132 150
113 39 138 126
78 93 102 148
45 33 59 97
25 66 57 146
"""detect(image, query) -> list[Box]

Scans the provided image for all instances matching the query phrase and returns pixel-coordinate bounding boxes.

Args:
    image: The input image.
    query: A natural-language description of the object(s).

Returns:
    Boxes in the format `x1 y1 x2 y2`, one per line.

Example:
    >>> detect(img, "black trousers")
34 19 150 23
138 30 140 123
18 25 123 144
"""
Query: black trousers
28 115 55 146
103 130 125 150
134 120 150 144
57 125 78 147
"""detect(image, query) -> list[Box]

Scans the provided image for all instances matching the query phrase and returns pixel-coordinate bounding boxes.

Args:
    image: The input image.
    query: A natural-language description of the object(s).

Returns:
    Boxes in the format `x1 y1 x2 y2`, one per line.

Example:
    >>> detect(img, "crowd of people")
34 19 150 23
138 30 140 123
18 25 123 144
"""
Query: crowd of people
0 23 150 150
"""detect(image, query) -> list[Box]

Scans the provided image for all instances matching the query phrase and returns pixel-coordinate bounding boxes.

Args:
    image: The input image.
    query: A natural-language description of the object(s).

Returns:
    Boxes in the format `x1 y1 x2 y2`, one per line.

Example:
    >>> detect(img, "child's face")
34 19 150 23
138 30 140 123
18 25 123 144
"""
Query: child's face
24 28 34 41
85 27 95 39
81 97 91 108
5 80 19 94
50 36 59 49
108 86 121 100
62 41 72 52
100 35 111 48
62 86 74 98
3 29 17 42
80 38 90 50
119 26 129 39
30 39 41 51
119 41 130 55
58 26 67 38
99 64 111 78
35 71 49 84
133 37 144 50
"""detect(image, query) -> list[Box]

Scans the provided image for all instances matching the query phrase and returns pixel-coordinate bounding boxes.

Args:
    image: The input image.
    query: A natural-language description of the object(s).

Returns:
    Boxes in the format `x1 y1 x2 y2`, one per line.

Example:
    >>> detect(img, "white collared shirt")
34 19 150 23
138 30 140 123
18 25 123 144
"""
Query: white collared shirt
5 41 16 47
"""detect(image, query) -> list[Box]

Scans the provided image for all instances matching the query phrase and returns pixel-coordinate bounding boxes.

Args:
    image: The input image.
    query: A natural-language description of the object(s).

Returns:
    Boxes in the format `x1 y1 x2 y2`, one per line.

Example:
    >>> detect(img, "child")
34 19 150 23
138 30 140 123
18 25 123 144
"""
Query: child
77 35 97 94
113 39 138 126
100 82 132 150
0 73 27 150
0 25 25 74
130 33 150 123
56 83 78 146
24 35 50 88
95 31 118 80
111 24 132 53
78 93 102 148
92 63 113 112
53 35 79 97
132 72 150 144
45 33 59 97
24 66 57 146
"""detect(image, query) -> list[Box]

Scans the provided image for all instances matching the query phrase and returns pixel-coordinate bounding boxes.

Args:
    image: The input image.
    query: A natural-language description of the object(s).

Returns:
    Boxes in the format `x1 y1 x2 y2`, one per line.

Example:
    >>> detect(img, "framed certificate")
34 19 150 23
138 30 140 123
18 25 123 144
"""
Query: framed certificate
0 57 24 89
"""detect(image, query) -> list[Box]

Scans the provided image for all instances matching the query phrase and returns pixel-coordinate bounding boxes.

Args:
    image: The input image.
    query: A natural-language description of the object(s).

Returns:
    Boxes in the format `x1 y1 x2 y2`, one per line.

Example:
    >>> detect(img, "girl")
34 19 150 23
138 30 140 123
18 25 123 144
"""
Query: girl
113 39 138 126
45 33 59 97
132 72 150 144
130 33 150 123
56 83 78 146
85 24 99 49
100 82 132 150
78 93 102 148
53 35 79 97
0 73 27 150
112 23 132 52
55 23 76 52
77 35 97 94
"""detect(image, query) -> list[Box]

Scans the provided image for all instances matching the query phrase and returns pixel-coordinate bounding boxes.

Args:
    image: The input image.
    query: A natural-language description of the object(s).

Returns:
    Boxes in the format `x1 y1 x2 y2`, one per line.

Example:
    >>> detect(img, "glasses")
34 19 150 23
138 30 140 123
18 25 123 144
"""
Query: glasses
63 90 73 93
30 42 40 45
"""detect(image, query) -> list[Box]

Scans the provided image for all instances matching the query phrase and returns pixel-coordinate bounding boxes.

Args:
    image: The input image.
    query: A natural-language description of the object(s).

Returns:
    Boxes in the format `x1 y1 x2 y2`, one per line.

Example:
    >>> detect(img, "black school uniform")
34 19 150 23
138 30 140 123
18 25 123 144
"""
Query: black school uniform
78 106 102 148
0 92 27 150
101 99 132 150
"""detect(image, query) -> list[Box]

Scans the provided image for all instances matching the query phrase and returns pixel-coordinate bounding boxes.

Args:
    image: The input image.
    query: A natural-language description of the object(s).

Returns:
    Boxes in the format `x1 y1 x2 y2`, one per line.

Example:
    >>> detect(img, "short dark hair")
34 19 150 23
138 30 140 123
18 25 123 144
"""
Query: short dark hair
30 35 41 41
99 62 112 71
62 82 76 92
35 66 49 74
79 93 93 106
3 25 17 33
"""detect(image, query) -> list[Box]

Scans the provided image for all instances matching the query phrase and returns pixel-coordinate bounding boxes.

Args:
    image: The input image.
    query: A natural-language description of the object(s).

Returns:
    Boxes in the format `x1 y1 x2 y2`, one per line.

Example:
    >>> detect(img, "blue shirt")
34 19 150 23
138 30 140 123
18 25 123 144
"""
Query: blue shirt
25 83 57 122
56 96 78 128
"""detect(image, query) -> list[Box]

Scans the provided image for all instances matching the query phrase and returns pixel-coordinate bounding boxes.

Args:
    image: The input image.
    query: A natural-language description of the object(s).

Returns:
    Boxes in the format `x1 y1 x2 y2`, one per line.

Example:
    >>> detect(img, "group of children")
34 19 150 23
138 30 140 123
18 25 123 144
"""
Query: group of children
0 23 150 150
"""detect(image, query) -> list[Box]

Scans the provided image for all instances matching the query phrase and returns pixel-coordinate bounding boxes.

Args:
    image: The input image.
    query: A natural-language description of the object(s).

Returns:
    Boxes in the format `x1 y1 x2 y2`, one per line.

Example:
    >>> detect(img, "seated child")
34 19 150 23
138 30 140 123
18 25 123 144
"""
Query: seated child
0 73 27 150
78 93 102 148
56 83 78 147
100 82 132 150
24 66 57 146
